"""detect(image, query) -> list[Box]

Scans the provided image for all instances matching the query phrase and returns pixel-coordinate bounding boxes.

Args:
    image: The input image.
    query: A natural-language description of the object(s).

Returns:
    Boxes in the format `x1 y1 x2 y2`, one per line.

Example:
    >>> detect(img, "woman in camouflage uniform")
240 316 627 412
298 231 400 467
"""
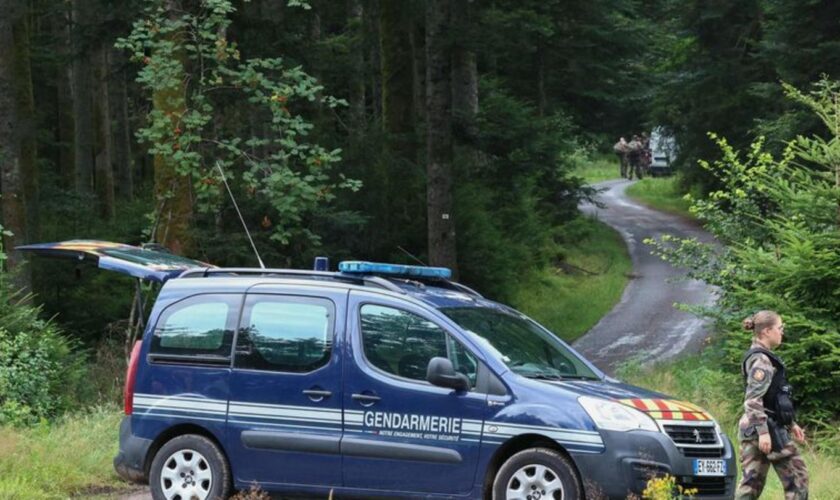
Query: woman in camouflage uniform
736 310 809 499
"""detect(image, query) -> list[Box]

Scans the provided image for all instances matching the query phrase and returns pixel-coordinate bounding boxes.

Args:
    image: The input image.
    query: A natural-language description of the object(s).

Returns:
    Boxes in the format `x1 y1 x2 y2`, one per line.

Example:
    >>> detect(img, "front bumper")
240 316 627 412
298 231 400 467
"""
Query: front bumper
571 428 736 499
113 416 153 484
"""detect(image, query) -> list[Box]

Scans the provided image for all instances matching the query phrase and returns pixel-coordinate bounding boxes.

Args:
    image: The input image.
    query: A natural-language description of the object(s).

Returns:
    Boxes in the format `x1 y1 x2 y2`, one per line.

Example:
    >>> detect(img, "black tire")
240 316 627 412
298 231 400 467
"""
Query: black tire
149 434 232 500
492 448 582 500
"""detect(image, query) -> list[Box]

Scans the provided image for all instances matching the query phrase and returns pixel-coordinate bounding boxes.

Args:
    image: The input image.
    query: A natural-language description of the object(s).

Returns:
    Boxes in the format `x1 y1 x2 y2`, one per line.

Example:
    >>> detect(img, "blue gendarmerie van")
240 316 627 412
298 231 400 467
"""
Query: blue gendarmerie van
20 241 736 499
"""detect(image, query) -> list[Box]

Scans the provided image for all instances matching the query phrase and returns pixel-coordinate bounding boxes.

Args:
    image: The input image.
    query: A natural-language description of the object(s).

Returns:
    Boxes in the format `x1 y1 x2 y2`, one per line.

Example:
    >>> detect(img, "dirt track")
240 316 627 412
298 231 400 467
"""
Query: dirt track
573 178 717 375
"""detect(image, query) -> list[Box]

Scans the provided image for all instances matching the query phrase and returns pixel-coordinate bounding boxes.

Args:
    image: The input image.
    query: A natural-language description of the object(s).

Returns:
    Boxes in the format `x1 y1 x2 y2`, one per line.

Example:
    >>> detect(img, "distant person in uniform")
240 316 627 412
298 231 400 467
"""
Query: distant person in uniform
736 310 809 500
613 137 630 178
626 135 643 180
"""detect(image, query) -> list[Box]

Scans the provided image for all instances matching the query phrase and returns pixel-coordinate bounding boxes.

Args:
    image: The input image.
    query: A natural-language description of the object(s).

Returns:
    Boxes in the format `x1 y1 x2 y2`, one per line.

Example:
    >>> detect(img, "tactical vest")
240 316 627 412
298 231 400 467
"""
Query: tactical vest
741 347 796 425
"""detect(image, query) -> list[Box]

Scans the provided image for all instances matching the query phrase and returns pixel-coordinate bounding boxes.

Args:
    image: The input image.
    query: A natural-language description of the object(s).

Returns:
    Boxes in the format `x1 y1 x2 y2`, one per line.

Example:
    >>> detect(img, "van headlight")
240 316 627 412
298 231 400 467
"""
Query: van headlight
578 396 659 432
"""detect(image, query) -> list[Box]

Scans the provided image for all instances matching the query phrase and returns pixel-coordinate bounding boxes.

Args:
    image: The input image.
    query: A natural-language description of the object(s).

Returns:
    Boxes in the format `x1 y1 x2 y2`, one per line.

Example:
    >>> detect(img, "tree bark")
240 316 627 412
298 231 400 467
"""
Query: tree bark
451 0 478 143
94 44 115 219
425 0 457 275
56 6 74 186
348 0 366 126
71 0 94 194
12 4 37 241
112 52 134 201
379 0 415 155
409 9 425 123
153 1 193 255
0 0 30 287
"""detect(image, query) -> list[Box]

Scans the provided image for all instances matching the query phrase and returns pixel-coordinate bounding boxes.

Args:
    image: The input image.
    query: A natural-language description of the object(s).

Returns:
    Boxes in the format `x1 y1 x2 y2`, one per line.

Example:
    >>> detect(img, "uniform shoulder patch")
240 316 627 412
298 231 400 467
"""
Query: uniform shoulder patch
752 368 767 382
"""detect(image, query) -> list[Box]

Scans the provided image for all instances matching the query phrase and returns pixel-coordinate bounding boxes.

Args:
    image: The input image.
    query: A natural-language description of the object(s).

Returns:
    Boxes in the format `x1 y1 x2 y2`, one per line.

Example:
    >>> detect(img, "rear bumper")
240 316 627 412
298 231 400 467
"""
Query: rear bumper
113 416 152 484
571 429 736 499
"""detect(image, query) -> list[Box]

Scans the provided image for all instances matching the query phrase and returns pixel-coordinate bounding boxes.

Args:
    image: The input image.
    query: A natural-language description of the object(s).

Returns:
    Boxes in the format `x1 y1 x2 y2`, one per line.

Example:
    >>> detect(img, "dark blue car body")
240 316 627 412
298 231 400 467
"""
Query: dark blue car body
105 264 735 499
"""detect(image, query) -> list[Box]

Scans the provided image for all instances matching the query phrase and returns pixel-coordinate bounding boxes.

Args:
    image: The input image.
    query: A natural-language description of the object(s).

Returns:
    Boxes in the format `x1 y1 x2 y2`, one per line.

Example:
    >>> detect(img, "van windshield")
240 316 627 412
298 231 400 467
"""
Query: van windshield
441 307 600 381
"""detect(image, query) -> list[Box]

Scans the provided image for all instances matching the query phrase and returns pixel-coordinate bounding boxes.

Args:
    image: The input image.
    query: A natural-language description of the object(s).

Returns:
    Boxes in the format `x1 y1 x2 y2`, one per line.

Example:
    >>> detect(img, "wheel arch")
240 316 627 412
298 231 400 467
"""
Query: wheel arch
143 423 230 479
481 433 584 500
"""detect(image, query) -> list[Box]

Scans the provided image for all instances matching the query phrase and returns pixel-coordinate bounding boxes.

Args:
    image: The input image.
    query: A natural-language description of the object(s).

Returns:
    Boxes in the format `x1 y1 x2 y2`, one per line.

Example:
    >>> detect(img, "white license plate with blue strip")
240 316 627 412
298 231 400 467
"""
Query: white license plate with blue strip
693 459 726 476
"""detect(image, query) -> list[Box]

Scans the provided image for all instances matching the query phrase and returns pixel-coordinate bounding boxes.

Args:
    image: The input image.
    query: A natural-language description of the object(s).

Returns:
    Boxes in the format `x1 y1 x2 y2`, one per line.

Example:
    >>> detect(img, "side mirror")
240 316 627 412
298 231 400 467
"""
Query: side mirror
426 357 470 392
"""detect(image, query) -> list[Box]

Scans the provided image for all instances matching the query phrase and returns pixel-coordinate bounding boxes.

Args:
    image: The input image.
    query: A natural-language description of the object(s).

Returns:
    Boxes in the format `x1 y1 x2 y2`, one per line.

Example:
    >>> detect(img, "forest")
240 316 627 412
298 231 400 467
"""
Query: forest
0 0 839 432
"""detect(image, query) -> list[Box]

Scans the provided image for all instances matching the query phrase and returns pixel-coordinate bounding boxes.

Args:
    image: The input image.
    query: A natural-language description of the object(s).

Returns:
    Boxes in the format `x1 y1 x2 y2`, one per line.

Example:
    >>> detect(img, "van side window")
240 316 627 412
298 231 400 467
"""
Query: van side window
360 304 476 386
235 295 334 373
151 294 238 357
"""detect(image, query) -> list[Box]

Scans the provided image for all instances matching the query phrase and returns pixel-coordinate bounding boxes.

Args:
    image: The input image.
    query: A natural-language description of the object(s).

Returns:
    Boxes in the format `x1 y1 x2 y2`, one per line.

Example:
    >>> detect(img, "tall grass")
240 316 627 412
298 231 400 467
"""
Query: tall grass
618 354 840 499
0 406 127 499
511 216 632 343
574 152 623 184
624 176 695 219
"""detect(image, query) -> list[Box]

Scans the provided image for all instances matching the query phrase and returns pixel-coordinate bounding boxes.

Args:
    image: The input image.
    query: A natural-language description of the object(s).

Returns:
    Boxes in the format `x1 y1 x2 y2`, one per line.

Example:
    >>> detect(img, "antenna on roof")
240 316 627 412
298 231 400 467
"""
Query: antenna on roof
397 246 427 266
216 161 265 269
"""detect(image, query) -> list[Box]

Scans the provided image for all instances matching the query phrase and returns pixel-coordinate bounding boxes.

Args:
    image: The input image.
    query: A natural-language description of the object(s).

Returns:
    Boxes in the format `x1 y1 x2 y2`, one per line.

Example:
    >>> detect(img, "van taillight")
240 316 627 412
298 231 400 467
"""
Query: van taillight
124 341 142 415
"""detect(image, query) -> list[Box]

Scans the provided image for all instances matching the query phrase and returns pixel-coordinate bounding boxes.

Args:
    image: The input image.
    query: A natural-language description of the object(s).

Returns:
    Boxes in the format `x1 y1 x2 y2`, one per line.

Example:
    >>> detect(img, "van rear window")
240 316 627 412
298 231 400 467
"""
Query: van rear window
150 294 239 358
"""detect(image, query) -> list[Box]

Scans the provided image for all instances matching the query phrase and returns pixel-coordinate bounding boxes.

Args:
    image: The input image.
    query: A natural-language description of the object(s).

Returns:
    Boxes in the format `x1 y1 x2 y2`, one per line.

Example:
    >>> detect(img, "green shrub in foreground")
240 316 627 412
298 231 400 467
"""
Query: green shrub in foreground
647 80 840 421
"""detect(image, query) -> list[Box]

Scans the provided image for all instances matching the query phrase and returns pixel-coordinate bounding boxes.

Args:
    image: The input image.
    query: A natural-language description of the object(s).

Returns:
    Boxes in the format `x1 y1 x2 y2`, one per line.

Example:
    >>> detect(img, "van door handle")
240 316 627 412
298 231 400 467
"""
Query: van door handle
351 393 381 404
302 389 332 401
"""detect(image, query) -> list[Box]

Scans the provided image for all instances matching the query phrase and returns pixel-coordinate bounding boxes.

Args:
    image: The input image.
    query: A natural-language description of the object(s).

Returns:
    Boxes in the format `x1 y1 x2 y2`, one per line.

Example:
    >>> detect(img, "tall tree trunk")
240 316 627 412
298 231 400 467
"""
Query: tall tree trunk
153 1 193 255
348 0 366 126
409 11 425 123
56 6 74 186
425 0 457 275
451 0 478 143
0 0 31 288
12 4 37 241
379 0 414 156
71 0 94 194
112 52 134 200
536 43 547 117
94 44 115 219
364 0 381 120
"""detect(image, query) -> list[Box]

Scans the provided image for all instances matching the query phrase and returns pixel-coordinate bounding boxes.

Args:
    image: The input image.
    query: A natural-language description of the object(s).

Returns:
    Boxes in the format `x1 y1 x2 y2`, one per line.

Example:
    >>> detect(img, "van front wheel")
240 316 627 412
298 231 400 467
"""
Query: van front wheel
492 448 582 500
149 434 231 500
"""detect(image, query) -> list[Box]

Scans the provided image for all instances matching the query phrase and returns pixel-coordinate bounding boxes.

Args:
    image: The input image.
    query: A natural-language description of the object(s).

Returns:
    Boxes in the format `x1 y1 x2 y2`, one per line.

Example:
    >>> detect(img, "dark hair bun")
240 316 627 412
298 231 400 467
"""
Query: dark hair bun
743 317 755 331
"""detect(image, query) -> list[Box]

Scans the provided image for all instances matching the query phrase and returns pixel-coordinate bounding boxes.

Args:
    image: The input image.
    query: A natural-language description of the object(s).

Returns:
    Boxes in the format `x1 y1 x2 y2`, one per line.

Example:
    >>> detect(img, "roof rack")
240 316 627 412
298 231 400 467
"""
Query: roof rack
177 267 405 294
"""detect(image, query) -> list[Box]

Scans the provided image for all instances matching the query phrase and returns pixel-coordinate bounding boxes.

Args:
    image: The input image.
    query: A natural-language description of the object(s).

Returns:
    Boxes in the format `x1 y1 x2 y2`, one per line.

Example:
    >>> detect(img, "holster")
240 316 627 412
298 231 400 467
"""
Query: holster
767 418 790 453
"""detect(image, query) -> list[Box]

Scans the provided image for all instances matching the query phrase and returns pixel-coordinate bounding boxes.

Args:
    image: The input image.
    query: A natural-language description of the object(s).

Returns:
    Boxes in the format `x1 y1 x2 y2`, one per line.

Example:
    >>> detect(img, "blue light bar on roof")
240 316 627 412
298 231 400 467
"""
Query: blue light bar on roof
338 261 452 279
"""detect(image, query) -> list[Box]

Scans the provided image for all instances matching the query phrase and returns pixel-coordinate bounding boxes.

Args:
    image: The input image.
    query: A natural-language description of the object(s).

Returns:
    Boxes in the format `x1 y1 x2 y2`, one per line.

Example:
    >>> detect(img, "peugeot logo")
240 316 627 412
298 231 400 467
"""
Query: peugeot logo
693 428 702 444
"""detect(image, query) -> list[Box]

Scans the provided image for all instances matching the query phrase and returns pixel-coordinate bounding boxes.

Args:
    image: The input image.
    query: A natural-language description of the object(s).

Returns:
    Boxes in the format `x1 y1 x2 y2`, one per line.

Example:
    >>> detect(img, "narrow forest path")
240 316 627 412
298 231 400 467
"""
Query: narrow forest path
573 179 717 375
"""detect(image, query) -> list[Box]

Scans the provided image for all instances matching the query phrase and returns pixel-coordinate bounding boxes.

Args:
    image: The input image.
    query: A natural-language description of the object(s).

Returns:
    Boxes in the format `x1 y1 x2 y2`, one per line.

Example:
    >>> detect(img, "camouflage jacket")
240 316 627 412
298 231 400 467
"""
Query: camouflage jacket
737 341 775 441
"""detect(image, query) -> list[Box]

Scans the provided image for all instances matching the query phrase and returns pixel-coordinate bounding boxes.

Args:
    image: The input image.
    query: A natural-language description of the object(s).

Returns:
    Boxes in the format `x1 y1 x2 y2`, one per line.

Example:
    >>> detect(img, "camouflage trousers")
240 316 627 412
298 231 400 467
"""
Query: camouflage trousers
735 440 808 500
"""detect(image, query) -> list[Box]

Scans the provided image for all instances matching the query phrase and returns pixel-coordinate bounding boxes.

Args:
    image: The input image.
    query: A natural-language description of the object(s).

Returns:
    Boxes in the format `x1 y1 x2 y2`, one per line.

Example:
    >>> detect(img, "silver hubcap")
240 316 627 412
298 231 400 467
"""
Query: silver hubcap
506 464 565 500
159 448 213 500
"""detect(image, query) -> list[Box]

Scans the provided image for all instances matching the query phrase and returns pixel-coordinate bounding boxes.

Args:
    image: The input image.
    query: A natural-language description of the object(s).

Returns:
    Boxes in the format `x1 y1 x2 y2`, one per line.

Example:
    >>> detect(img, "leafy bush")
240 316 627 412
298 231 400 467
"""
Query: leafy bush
0 246 87 425
647 80 840 421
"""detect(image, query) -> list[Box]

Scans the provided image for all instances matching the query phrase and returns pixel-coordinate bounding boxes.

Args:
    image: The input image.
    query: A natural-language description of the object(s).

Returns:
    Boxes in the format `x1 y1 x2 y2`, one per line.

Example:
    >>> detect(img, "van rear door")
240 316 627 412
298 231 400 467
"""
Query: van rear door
17 240 211 283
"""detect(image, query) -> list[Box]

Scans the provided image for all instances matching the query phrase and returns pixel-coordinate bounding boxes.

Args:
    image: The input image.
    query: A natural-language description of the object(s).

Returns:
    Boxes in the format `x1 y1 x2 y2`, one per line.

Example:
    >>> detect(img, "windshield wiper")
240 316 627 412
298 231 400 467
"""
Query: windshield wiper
523 373 599 381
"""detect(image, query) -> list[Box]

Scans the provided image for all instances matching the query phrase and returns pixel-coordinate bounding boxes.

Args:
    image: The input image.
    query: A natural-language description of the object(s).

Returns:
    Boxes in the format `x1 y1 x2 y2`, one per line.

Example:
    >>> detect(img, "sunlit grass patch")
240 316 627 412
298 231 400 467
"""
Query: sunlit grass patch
618 354 840 499
574 152 623 184
0 406 127 499
511 216 631 343
624 176 695 219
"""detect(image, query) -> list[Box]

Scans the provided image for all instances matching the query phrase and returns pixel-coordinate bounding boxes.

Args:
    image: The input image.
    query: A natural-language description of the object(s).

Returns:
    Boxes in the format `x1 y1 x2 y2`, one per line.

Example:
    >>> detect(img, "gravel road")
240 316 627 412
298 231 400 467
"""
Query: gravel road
573 178 717 375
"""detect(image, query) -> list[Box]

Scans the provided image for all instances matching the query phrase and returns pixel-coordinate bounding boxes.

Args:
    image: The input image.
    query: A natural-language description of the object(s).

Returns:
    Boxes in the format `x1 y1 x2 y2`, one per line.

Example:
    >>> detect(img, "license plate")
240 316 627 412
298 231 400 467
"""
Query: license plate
694 459 726 476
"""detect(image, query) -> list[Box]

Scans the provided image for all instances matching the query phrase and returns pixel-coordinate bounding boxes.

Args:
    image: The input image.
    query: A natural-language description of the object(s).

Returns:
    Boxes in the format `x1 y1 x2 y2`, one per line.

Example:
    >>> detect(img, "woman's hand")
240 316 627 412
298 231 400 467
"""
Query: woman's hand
791 423 807 444
759 433 772 454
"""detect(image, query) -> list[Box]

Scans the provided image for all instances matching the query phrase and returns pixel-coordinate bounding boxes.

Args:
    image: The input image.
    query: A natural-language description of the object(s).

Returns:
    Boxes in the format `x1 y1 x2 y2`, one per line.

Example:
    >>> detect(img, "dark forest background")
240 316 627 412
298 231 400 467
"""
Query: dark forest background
1 0 840 344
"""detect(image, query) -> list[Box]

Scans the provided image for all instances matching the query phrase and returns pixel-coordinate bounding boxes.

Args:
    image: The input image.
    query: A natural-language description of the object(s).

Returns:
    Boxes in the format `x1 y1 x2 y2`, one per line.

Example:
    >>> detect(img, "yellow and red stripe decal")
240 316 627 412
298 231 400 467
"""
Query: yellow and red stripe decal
618 398 711 421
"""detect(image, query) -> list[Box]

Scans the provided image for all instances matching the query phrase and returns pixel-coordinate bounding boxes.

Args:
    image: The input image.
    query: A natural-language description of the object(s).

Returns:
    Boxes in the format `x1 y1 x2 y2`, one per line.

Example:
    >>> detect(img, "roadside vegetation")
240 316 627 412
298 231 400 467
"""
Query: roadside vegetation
619 353 840 499
573 152 622 184
624 175 696 219
512 215 631 343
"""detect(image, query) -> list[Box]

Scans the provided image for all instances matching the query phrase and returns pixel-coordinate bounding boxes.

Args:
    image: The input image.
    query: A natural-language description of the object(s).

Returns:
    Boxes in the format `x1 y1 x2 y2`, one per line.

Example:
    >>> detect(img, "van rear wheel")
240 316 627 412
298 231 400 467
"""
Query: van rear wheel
492 448 581 500
149 434 231 500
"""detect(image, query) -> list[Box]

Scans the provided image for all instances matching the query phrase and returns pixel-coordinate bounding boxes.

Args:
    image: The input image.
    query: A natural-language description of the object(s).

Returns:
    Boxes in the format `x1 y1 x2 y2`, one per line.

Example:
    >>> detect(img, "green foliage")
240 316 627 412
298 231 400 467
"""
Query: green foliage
646 80 840 421
455 81 590 298
625 176 696 219
0 239 87 426
116 0 360 249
